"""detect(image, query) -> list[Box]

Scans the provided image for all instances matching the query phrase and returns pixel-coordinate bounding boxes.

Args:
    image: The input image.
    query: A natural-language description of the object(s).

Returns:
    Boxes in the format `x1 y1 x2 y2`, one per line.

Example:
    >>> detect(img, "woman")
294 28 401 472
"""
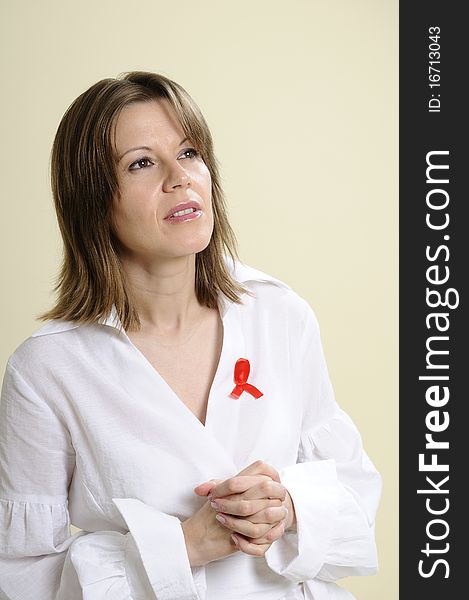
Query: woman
0 72 381 599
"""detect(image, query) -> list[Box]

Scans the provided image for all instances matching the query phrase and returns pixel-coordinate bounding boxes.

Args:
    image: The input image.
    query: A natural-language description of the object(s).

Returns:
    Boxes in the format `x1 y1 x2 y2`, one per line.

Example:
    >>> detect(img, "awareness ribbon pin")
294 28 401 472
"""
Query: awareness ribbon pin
229 358 263 400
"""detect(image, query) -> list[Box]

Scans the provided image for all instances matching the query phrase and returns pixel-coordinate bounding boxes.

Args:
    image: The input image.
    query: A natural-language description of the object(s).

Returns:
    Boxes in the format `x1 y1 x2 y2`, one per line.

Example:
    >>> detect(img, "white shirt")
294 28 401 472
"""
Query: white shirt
0 259 382 600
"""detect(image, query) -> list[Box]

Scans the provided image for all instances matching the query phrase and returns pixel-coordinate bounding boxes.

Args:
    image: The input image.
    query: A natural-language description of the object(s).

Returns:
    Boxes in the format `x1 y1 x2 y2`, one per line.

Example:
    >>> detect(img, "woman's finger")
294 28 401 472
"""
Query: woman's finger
239 479 286 502
196 460 281 499
208 475 272 499
215 512 273 539
248 519 287 545
235 460 281 483
231 534 272 557
244 505 288 525
193 479 223 497
210 496 282 517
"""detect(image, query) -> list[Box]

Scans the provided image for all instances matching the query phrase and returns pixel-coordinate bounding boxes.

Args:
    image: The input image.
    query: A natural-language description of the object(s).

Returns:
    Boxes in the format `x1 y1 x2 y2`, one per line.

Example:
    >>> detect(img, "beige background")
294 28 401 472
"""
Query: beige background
0 1 397 598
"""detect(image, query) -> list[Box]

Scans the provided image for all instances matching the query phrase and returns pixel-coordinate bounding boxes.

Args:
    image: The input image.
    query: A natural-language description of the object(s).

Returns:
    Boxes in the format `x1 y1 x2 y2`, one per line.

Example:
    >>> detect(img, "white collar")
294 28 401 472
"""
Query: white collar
31 257 290 338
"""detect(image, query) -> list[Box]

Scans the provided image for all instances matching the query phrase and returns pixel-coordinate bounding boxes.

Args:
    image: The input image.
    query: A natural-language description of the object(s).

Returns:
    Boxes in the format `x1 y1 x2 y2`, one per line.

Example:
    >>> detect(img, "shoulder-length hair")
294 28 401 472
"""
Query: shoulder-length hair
40 71 248 330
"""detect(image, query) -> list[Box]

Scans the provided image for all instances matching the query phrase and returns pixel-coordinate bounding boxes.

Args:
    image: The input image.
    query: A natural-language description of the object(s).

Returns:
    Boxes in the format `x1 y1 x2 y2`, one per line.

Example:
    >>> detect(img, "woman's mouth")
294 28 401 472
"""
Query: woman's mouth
167 208 202 222
164 201 203 223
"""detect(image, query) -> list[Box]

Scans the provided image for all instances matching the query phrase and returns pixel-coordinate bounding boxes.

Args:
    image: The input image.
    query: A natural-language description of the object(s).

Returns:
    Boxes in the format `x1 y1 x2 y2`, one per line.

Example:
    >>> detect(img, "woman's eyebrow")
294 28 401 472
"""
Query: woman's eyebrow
118 145 152 161
118 138 189 161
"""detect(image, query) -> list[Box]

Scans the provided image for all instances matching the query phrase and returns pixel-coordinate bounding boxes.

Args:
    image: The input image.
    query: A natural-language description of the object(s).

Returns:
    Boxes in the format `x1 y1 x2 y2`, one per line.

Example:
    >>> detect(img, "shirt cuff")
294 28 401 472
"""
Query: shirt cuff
113 498 203 600
264 460 339 582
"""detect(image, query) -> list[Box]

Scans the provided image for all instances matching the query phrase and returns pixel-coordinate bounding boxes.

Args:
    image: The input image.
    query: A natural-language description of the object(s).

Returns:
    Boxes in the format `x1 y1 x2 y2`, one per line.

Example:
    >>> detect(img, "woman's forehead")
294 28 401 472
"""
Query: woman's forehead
114 99 185 149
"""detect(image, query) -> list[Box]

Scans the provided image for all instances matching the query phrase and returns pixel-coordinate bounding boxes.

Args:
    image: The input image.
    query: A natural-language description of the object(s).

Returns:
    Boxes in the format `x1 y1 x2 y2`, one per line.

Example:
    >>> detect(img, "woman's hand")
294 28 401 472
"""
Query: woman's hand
194 461 296 557
181 499 238 567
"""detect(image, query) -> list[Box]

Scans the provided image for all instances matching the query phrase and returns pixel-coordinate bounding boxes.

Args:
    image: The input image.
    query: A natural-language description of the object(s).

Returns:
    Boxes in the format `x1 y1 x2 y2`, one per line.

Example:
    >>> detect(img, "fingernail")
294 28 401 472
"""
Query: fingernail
231 534 239 546
216 514 226 524
210 501 220 510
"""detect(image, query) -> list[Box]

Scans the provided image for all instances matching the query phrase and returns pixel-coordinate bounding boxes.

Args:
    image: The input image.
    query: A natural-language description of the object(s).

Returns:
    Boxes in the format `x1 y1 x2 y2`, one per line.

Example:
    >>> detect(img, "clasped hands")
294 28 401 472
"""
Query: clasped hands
182 460 296 567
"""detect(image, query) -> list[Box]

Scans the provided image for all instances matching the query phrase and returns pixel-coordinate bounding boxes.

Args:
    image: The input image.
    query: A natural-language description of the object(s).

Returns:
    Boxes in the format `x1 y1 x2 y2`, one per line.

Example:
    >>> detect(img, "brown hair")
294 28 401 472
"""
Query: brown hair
40 71 249 329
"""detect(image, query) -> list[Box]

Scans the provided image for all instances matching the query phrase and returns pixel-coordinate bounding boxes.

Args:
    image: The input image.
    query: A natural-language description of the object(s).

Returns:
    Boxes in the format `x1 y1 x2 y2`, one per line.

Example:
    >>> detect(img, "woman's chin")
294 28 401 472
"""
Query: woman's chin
172 228 213 255
162 235 212 259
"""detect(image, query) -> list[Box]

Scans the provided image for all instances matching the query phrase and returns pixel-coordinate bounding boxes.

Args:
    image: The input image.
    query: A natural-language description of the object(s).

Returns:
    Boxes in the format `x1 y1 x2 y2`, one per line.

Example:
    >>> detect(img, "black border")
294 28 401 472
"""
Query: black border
399 2 465 594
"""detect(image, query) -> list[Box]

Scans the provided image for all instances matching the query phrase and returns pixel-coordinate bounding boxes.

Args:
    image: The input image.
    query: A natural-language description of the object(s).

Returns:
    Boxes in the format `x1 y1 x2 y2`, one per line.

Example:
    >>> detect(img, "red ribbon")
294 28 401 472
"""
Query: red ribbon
229 358 263 400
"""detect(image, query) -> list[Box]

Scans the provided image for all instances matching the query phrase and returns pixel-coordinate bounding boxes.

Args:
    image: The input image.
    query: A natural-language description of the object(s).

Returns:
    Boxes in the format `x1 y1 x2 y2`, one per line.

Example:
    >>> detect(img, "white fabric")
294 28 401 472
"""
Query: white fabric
0 259 382 599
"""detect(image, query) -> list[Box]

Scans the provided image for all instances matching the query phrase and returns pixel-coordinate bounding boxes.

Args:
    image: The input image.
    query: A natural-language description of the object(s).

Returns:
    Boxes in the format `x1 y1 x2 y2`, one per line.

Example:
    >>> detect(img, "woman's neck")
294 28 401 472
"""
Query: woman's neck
120 254 204 333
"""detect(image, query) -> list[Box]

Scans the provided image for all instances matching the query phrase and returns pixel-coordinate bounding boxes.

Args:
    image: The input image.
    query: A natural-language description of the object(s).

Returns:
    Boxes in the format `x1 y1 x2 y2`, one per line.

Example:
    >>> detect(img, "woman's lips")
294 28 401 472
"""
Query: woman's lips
166 208 202 223
164 201 203 223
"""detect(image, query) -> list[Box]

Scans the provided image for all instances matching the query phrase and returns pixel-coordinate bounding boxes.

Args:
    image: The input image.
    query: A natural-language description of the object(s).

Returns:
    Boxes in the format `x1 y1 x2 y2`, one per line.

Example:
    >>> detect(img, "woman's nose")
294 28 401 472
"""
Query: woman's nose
162 161 191 192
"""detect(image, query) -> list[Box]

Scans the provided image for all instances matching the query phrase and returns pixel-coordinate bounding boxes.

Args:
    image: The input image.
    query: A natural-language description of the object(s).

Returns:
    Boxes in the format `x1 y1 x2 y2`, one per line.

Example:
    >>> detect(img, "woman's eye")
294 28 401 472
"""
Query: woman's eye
179 148 199 160
129 157 153 171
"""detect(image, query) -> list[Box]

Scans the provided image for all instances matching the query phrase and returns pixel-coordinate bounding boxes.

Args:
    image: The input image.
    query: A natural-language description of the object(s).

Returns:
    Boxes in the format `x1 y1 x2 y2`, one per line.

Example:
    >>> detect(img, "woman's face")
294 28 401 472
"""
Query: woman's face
111 99 213 264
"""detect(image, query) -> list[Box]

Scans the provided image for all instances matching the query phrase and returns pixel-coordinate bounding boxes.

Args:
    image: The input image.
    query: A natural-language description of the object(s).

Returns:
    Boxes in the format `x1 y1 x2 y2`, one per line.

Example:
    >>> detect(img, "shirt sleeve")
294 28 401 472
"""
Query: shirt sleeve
0 362 205 600
264 300 382 583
